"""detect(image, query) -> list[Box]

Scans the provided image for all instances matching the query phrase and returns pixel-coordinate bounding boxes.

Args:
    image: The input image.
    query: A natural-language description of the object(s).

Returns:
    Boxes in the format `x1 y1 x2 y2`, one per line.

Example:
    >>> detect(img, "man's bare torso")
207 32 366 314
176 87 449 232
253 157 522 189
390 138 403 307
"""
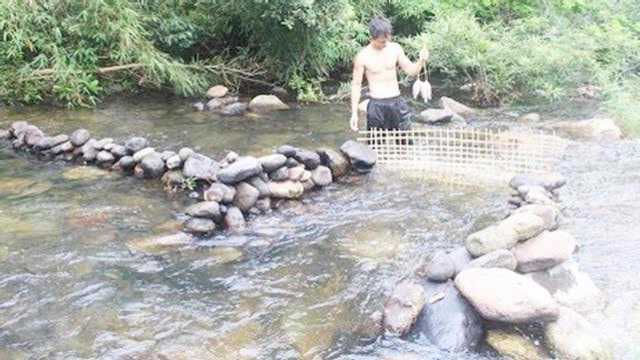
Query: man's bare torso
358 42 402 99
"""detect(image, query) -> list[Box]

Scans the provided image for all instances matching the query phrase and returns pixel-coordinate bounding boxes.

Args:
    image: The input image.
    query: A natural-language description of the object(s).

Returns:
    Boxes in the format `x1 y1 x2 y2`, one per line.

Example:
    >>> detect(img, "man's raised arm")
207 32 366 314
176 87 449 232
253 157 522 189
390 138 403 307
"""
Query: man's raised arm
350 54 365 132
398 45 429 77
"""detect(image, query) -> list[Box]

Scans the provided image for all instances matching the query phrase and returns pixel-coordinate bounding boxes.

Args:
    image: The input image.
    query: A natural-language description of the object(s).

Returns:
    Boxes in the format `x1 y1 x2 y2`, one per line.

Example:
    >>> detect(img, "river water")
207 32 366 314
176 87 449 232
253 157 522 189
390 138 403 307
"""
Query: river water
0 96 638 359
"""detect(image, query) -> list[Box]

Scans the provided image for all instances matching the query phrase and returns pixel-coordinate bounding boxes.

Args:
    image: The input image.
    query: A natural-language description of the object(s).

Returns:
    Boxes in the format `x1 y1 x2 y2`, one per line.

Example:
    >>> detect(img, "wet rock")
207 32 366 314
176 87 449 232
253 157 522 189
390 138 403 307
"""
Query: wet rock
440 96 475 116
62 166 110 181
486 328 549 360
302 179 314 191
114 156 135 171
109 144 127 158
51 141 74 155
23 126 44 146
300 169 312 182
183 153 219 181
465 212 546 257
526 260 605 315
426 250 455 282
340 140 377 173
311 166 332 187
545 307 613 360
417 108 454 124
34 134 68 151
160 150 176 161
513 230 576 273
223 151 238 164
206 96 238 110
218 156 262 184
125 137 148 154
383 280 426 335
269 166 289 181
204 183 236 203
285 157 299 168
132 147 155 162
185 201 221 222
166 154 182 170
207 85 229 98
94 137 113 150
0 129 9 140
133 164 144 178
288 166 305 181
466 249 517 271
549 118 622 141
192 102 205 111
317 148 349 178
9 121 28 136
140 152 165 179
224 206 246 231
259 154 287 172
178 147 194 161
248 94 290 112
217 102 248 116
450 246 473 275
414 280 483 352
183 217 216 234
509 173 566 192
161 170 185 190
277 144 298 157
70 129 90 147
233 182 259 212
81 140 99 162
96 150 115 164
293 149 321 170
127 232 194 254
268 181 304 199
255 197 271 212
248 176 270 197
512 204 560 230
455 268 559 323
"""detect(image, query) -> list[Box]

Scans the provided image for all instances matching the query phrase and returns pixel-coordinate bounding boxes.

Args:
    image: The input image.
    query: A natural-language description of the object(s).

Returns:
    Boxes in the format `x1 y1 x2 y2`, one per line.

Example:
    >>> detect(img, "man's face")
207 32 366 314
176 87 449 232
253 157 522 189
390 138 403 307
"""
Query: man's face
371 34 391 50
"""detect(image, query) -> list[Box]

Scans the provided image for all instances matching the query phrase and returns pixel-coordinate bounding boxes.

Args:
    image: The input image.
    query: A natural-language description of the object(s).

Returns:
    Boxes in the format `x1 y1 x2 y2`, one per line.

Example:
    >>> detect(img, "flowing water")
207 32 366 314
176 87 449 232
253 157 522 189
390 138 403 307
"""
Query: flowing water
0 95 638 359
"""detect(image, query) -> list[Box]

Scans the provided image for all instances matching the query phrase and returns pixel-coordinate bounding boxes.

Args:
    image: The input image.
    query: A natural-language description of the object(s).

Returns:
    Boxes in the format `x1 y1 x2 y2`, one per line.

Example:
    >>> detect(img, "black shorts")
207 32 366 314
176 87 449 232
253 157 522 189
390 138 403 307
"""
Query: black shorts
366 96 413 130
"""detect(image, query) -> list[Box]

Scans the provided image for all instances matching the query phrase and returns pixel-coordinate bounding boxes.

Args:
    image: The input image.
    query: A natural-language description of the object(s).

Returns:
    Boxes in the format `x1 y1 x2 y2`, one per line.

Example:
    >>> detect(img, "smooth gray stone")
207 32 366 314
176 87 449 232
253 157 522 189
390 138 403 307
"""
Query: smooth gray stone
140 152 165 179
70 129 90 147
218 157 262 184
125 136 149 154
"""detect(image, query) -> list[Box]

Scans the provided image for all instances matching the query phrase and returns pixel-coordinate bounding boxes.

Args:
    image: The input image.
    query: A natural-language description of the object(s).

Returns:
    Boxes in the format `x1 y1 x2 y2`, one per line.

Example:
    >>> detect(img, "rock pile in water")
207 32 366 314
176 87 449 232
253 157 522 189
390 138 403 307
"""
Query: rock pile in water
2 121 377 237
381 172 613 359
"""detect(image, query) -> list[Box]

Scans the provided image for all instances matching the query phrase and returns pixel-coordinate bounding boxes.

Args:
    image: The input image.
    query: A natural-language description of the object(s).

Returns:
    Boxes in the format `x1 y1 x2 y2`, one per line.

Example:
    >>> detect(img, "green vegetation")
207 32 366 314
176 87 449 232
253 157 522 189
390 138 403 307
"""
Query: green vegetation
0 0 638 134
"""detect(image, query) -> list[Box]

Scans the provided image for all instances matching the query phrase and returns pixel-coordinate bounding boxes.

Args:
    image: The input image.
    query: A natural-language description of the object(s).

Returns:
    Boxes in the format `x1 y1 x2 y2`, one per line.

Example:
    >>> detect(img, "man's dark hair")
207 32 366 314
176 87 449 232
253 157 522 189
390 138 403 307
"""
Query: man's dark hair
369 16 392 39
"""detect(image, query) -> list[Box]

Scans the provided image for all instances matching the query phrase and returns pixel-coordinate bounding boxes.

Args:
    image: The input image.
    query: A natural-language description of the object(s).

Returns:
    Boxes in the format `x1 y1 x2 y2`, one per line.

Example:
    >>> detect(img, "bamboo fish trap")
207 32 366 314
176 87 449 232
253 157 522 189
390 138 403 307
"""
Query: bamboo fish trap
357 127 568 186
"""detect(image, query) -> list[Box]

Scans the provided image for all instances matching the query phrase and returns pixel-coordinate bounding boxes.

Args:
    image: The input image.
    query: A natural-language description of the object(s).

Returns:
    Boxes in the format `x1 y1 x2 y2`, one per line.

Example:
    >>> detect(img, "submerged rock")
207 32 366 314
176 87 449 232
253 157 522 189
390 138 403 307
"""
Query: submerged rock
383 280 426 335
127 232 194 254
486 328 549 360
340 140 377 173
513 230 576 273
62 166 110 181
414 280 483 352
455 268 559 323
545 307 613 360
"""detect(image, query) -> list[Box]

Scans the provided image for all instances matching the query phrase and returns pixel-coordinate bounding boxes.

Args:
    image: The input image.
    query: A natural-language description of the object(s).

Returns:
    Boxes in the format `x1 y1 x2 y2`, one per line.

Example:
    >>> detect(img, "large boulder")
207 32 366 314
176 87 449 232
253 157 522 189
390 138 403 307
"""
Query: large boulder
140 152 165 179
465 212 546 257
207 85 229 98
233 182 259 212
248 94 290 113
259 154 287 172
185 201 222 222
549 118 622 141
268 181 304 199
439 96 475 116
124 137 148 154
455 268 559 323
526 260 605 315
340 140 377 173
414 280 483 352
183 153 219 181
466 249 517 271
70 129 90 147
513 230 576 273
317 148 350 178
545 307 613 360
426 250 455 282
218 156 262 184
486 328 550 360
382 280 426 335
416 109 454 124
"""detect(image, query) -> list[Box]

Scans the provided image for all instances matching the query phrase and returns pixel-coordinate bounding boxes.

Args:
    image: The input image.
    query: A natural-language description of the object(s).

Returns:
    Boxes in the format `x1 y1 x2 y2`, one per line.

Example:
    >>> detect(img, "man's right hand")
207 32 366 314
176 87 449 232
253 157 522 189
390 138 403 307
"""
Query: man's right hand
350 113 359 132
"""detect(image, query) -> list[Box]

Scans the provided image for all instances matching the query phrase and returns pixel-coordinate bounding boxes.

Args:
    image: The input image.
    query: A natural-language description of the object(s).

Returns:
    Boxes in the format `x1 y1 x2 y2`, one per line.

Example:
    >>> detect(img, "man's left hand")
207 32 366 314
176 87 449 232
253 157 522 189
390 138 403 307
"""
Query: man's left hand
419 48 430 62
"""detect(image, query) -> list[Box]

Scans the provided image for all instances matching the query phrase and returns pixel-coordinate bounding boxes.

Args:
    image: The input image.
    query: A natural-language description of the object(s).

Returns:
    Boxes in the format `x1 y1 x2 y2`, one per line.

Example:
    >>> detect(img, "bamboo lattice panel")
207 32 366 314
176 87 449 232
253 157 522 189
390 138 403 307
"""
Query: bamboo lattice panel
357 127 568 186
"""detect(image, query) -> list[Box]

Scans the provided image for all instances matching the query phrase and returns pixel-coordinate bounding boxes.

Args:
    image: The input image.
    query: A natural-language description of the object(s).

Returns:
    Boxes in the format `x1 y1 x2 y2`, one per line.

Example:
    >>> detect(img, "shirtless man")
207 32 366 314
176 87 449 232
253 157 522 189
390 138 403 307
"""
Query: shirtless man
350 16 429 131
